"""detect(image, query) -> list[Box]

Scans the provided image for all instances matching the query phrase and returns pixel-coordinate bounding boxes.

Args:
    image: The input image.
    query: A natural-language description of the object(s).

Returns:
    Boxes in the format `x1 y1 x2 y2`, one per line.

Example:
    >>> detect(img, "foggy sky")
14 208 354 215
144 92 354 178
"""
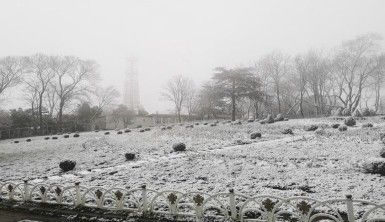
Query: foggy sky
1 0 385 113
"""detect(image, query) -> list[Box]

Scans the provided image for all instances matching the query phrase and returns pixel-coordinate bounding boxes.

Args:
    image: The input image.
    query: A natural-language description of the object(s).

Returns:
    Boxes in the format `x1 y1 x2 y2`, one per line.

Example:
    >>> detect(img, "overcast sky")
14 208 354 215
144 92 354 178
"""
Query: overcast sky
1 0 384 113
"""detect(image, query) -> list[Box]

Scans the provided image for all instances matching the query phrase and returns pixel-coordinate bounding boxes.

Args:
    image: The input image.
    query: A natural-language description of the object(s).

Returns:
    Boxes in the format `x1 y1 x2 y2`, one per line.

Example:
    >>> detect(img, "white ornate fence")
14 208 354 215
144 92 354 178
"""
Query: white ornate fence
1 181 384 222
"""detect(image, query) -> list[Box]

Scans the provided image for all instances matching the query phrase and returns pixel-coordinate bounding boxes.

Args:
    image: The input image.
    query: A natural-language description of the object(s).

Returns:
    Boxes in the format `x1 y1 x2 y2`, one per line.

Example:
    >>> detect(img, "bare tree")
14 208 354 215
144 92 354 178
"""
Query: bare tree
259 51 291 114
333 33 382 113
162 75 190 123
91 85 120 122
183 79 197 120
50 56 99 127
0 56 25 99
24 54 55 130
373 54 385 112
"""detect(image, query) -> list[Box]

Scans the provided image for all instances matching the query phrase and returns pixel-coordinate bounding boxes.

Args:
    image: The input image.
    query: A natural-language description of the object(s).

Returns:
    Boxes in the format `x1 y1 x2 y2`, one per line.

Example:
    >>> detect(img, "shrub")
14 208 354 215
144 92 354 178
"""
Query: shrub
283 118 289 121
352 109 362 117
173 143 186 152
274 114 284 122
210 123 217 127
14 140 19 143
331 108 343 116
247 119 254 123
331 123 340 129
342 108 351 116
362 159 385 176
73 134 80 138
186 125 194 128
380 148 385 158
117 131 123 134
104 132 110 135
63 135 70 138
161 127 166 130
265 114 275 124
124 129 131 133
52 137 58 140
250 132 261 139
362 123 373 128
232 120 242 125
145 128 151 131
166 126 173 129
203 123 208 125
195 123 200 125
136 125 142 128
44 137 50 140
125 153 136 161
26 139 31 142
59 160 76 172
338 125 347 131
282 129 293 135
139 129 145 132
304 125 318 131
315 129 328 136
344 117 356 126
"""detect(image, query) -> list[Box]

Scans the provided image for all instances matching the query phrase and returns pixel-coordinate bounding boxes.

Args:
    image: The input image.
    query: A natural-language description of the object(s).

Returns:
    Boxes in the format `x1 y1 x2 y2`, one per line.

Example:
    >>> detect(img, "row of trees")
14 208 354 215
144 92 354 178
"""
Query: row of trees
164 34 385 121
0 54 119 131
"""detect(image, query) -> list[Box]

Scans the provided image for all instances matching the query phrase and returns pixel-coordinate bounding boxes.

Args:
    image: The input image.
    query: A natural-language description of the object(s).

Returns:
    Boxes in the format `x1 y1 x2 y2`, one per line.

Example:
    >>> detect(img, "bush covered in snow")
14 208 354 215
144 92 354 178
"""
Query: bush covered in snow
63 135 69 138
104 132 110 135
362 108 376 117
44 137 50 140
274 113 284 122
117 131 123 134
125 153 136 161
14 140 19 143
124 129 131 133
250 132 261 139
342 108 351 116
173 143 186 152
352 109 362 117
304 125 318 131
331 123 340 129
331 107 342 116
52 136 58 140
344 117 356 126
26 139 31 142
380 148 385 158
282 129 293 135
73 134 80 138
362 159 385 176
338 125 347 131
362 123 373 128
59 160 76 172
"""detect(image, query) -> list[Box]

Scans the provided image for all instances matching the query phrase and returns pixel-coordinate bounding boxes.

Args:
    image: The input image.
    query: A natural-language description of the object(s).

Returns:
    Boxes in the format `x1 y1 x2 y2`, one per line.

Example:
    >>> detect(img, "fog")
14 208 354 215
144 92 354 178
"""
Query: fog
1 0 384 113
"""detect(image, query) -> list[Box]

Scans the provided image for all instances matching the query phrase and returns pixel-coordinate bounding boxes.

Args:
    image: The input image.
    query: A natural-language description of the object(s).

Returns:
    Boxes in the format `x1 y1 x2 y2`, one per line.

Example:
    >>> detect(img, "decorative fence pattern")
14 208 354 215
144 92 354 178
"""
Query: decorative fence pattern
1 181 384 222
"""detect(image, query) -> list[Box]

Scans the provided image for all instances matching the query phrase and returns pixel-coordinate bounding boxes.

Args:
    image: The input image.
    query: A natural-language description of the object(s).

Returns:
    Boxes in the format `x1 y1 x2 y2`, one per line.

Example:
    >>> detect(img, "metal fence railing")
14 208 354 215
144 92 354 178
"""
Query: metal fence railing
1 181 384 222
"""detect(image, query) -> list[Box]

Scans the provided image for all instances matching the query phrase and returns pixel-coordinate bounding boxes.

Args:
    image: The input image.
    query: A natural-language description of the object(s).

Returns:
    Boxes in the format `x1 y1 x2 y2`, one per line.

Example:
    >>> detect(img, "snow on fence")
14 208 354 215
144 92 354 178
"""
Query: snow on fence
1 181 384 221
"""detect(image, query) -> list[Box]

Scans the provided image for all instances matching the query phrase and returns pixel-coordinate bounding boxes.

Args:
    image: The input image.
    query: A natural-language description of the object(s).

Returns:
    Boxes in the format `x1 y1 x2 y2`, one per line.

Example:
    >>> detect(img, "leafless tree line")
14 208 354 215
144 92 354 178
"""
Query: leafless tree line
164 34 385 121
0 54 119 130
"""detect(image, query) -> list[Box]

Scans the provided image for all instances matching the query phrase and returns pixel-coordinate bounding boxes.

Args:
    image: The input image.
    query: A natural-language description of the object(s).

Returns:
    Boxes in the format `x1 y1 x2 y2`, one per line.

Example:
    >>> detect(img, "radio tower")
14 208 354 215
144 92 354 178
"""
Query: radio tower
123 57 140 113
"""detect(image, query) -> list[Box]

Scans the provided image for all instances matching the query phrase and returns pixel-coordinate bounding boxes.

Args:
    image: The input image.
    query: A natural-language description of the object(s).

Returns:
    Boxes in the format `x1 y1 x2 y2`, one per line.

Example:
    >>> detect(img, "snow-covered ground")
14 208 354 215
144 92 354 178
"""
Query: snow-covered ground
0 117 384 202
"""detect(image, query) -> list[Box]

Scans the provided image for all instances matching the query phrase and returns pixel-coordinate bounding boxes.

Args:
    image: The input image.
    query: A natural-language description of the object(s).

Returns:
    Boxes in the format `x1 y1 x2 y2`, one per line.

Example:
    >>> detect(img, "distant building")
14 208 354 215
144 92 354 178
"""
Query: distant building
123 57 141 113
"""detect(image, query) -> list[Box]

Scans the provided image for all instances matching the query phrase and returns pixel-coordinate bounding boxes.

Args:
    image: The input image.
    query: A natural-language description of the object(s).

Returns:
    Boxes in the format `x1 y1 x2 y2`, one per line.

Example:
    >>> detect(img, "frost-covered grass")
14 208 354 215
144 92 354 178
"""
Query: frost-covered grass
1 117 384 202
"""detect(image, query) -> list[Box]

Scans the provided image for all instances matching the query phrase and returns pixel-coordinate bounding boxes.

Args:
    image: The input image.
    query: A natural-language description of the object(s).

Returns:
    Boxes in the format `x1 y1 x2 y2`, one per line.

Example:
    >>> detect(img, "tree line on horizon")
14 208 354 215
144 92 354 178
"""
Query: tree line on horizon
163 33 385 121
1 33 385 131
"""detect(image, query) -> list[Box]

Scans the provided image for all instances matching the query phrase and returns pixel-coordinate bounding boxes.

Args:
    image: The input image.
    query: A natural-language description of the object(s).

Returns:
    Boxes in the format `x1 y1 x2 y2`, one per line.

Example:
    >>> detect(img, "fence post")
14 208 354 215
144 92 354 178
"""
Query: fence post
141 185 148 214
75 182 82 207
229 189 237 220
346 194 355 222
23 180 30 202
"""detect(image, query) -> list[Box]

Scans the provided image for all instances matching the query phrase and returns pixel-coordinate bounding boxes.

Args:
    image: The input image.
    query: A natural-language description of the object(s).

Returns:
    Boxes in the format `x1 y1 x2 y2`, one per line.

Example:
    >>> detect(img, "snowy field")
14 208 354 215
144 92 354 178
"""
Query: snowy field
0 117 384 203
